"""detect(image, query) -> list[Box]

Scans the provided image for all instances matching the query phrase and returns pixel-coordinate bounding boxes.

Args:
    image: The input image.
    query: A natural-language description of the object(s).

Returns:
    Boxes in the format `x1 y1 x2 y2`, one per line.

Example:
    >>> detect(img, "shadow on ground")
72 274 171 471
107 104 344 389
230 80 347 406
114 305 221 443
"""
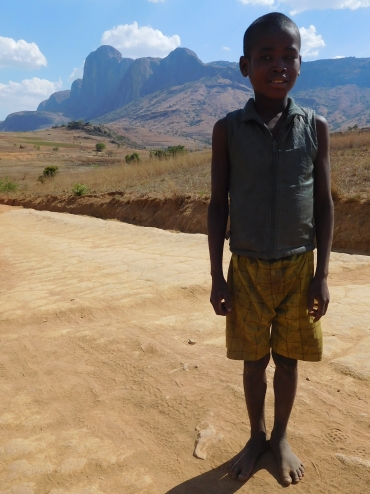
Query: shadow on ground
166 449 284 493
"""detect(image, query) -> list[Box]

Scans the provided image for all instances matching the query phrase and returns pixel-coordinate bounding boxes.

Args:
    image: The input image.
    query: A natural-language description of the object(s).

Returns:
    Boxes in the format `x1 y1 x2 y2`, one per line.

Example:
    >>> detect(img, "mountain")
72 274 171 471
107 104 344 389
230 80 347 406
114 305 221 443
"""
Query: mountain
1 46 370 140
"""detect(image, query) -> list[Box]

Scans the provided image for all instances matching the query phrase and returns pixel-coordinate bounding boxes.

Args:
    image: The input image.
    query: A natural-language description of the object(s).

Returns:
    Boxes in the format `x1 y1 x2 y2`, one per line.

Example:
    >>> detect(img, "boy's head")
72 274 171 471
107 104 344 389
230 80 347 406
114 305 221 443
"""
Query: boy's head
239 12 301 99
243 13 301 60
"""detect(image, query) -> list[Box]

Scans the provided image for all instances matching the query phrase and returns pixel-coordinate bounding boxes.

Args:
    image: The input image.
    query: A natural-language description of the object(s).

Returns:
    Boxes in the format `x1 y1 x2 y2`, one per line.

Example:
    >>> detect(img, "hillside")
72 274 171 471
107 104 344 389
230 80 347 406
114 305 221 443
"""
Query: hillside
1 46 370 143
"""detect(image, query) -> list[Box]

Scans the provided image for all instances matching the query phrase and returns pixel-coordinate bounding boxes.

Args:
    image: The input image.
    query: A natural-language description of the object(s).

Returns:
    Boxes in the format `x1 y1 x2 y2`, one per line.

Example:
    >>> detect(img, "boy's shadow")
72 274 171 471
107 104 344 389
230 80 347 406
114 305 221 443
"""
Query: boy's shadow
166 448 286 493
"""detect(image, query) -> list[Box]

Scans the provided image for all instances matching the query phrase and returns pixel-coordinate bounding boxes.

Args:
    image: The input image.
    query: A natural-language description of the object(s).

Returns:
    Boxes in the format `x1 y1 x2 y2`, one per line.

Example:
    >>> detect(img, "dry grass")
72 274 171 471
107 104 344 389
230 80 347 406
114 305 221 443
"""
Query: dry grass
13 149 212 197
1 126 370 201
331 130 370 200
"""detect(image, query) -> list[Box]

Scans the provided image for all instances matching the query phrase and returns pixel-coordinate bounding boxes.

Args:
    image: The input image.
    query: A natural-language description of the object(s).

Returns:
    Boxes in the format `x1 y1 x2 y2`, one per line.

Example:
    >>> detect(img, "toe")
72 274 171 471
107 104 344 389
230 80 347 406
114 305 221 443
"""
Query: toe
291 470 300 484
238 468 251 482
281 468 293 486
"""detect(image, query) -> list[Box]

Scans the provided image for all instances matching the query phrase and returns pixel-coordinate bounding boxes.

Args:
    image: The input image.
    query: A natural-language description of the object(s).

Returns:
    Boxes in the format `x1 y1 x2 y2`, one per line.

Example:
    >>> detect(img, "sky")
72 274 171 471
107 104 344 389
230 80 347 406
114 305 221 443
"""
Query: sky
1 0 370 120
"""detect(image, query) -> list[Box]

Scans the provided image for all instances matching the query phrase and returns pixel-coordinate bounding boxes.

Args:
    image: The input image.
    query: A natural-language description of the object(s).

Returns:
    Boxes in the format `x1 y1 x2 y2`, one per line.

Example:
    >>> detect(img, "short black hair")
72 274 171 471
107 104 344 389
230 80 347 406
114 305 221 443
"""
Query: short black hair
243 13 301 59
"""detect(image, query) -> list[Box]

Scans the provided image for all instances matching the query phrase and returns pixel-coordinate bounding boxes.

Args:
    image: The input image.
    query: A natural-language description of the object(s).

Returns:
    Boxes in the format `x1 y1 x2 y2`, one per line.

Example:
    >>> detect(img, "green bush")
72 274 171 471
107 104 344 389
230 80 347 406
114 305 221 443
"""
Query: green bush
72 183 88 196
43 166 59 178
95 143 106 152
67 120 85 130
125 152 140 164
150 145 186 160
53 146 59 152
0 177 17 192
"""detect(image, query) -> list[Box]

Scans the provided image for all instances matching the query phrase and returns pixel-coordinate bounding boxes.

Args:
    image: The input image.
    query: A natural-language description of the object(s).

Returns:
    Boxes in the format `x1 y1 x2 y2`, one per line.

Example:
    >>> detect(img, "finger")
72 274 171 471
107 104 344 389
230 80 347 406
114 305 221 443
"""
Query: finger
211 295 226 316
223 289 232 313
307 290 315 312
313 298 325 322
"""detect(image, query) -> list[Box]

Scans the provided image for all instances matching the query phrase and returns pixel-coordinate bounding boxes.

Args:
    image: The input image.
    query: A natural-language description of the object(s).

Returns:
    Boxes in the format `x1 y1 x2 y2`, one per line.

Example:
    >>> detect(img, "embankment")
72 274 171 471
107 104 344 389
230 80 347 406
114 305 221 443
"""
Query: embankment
0 193 369 255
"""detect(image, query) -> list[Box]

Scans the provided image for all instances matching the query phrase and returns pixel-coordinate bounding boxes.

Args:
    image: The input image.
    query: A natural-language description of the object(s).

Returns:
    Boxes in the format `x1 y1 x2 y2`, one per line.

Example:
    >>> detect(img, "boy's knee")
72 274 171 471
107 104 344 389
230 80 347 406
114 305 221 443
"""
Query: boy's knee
244 353 270 376
272 351 297 373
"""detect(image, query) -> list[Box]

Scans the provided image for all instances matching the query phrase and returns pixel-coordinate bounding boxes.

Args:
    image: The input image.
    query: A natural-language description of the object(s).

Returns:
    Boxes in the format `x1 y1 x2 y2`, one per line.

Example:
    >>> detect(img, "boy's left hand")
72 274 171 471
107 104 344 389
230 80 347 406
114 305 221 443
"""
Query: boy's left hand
308 276 330 322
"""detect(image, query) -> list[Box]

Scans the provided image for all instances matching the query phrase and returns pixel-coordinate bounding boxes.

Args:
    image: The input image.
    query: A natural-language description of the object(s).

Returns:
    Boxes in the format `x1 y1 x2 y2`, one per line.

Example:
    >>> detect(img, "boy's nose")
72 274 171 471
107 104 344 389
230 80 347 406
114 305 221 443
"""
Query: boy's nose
273 63 287 73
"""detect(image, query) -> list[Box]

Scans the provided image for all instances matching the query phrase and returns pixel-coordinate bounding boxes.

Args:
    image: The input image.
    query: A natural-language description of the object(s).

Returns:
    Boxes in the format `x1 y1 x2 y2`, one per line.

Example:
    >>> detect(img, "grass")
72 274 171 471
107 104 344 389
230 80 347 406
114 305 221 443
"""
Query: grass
20 139 80 148
1 128 370 201
9 149 212 197
330 130 370 201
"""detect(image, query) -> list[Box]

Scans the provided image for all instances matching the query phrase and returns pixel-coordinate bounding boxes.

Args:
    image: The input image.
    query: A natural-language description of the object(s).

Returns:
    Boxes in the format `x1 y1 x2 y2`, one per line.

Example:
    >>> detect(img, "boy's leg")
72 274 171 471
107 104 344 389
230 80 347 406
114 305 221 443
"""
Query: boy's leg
270 351 305 485
229 353 270 481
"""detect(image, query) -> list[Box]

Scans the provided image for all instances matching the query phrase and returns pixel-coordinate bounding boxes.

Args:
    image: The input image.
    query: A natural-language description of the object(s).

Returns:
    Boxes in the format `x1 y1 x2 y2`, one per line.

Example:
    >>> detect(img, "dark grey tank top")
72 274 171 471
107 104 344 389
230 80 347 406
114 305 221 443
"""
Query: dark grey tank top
227 97 318 260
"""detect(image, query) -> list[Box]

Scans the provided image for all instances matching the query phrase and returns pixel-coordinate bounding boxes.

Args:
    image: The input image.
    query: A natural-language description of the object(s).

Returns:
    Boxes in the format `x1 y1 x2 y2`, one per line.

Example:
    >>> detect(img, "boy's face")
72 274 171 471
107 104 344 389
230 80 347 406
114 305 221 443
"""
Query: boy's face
240 27 301 100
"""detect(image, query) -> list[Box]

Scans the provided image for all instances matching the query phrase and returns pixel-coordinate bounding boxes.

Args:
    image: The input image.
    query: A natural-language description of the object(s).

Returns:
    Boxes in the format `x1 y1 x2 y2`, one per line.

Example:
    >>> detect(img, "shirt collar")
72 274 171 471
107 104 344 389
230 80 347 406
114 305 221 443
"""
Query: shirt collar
241 97 305 124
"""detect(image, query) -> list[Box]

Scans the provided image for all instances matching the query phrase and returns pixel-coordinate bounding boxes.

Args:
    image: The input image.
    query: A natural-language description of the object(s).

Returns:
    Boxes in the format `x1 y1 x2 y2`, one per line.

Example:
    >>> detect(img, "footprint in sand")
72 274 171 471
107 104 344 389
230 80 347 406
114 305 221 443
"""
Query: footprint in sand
325 428 349 443
193 423 223 460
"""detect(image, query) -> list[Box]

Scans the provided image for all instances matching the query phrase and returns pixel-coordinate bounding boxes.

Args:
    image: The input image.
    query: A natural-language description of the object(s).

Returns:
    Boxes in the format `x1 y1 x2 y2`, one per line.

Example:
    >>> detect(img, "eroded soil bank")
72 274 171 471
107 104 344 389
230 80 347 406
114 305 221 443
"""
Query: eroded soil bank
0 193 369 254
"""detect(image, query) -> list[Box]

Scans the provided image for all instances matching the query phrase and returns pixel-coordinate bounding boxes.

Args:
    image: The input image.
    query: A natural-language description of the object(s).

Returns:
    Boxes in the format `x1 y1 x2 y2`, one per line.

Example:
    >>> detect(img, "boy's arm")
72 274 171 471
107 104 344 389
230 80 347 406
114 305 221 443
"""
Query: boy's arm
308 115 334 322
208 117 231 316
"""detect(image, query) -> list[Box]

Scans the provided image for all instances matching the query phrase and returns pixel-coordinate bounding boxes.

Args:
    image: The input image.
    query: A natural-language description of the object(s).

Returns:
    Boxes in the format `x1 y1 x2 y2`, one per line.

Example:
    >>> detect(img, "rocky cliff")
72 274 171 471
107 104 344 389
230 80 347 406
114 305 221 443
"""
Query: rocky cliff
2 45 370 136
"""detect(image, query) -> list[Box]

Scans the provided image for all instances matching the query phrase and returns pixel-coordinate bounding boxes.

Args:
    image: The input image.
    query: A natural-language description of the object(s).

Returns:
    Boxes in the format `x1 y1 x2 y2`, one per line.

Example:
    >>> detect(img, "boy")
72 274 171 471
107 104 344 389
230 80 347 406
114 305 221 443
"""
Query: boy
208 13 333 486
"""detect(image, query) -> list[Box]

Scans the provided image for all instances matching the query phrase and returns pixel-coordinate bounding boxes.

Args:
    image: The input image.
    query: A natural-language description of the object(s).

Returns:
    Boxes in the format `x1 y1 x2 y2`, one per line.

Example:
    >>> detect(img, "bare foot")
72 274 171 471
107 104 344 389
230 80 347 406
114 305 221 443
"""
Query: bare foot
270 433 305 485
229 432 268 482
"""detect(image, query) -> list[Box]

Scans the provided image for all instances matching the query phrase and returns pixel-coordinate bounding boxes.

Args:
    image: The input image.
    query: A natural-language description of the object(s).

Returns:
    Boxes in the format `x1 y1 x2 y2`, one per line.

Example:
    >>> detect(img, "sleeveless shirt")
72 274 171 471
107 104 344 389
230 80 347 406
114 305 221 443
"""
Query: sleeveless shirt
227 97 318 260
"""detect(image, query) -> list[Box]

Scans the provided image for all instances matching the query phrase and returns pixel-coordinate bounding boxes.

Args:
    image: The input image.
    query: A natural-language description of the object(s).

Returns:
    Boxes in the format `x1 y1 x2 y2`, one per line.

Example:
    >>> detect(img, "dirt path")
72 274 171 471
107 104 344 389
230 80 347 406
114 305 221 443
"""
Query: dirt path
0 207 370 493
1 193 370 254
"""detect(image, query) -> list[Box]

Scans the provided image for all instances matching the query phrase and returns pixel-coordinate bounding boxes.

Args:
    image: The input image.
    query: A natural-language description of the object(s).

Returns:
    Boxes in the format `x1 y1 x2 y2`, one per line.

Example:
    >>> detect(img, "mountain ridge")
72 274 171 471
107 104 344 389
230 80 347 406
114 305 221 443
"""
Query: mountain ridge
1 46 370 140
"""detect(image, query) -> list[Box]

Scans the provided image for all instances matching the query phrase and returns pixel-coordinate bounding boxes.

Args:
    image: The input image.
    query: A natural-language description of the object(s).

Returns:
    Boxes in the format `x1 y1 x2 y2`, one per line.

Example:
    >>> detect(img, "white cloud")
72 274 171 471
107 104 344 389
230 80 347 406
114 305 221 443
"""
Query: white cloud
333 55 345 58
237 0 370 13
68 63 84 82
299 25 325 57
223 46 232 51
0 36 47 70
238 0 274 5
148 0 165 2
0 78 62 120
101 22 181 59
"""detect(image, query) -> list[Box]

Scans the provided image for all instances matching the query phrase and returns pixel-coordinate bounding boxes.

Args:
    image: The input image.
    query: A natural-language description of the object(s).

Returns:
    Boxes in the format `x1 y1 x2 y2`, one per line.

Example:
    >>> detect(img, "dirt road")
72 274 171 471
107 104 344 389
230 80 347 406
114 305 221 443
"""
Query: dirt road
0 206 369 493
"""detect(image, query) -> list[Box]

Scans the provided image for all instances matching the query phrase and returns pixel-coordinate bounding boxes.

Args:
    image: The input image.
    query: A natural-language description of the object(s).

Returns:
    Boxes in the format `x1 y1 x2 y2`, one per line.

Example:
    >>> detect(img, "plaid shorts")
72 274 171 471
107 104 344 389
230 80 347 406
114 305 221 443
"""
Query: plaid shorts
226 251 322 362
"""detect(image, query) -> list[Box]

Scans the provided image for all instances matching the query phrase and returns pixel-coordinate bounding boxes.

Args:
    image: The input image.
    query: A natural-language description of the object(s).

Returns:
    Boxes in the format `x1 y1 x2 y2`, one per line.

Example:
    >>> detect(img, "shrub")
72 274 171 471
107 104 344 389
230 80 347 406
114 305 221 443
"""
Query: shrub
150 145 186 160
53 146 59 152
43 166 59 178
95 143 106 152
0 177 17 192
67 120 85 130
107 150 114 157
125 152 140 164
72 183 88 196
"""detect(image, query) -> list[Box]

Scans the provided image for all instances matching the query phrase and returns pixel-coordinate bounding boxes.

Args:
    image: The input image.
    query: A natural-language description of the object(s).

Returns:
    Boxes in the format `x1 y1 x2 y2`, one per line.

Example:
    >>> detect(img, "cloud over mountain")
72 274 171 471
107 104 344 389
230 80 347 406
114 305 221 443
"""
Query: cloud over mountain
300 25 325 57
0 36 47 70
0 77 61 118
101 22 180 59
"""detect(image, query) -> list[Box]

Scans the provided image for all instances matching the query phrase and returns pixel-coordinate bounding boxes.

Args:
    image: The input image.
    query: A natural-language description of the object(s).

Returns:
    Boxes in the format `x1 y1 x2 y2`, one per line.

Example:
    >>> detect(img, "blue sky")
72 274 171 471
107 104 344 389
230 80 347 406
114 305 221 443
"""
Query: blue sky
1 0 370 120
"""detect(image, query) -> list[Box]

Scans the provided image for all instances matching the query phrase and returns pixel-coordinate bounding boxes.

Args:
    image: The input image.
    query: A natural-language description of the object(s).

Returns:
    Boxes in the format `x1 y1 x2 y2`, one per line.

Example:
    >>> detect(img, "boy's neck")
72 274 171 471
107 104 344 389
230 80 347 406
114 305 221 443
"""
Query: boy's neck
253 94 290 126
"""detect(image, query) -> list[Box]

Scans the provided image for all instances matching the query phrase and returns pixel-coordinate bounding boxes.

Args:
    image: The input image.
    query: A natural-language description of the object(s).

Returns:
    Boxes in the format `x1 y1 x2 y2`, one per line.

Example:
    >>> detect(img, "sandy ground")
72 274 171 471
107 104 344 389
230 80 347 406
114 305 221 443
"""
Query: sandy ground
0 206 370 494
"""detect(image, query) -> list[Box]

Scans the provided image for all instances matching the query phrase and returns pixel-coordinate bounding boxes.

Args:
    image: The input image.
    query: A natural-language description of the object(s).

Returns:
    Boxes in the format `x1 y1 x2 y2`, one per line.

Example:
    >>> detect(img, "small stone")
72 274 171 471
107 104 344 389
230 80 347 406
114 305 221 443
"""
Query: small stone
337 389 340 392
182 363 189 371
70 298 75 301
188 339 196 345
306 377 310 381
195 364 199 369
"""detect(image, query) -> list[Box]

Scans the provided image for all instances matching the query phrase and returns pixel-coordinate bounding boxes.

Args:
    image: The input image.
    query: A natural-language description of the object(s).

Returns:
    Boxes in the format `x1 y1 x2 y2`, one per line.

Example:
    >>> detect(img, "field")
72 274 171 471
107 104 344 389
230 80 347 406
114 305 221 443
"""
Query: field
1 125 370 200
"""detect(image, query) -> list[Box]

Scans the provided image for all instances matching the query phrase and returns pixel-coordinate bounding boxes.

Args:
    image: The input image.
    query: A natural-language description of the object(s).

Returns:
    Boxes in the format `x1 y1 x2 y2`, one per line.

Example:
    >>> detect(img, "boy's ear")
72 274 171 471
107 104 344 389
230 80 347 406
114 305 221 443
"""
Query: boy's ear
239 56 249 78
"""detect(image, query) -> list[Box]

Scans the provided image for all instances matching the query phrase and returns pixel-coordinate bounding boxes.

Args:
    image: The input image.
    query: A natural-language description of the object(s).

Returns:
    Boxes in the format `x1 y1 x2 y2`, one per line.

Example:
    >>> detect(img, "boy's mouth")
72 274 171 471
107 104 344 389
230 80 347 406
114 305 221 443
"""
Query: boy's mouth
269 80 287 84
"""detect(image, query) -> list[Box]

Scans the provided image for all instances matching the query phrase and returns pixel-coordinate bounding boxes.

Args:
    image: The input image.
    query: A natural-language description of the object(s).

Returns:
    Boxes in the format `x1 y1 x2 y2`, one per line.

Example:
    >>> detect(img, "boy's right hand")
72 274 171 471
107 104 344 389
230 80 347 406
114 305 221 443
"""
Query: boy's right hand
210 277 232 316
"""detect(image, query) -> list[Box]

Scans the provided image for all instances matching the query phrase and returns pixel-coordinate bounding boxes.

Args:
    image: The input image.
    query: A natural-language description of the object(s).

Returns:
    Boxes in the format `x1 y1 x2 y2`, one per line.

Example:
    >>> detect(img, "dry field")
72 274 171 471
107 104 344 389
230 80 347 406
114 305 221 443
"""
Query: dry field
1 126 370 201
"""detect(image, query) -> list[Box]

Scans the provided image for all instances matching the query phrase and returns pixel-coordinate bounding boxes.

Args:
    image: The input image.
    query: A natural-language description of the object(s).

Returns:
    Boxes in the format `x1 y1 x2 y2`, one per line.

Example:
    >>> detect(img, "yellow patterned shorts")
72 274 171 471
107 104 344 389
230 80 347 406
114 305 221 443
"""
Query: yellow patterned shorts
226 251 322 362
